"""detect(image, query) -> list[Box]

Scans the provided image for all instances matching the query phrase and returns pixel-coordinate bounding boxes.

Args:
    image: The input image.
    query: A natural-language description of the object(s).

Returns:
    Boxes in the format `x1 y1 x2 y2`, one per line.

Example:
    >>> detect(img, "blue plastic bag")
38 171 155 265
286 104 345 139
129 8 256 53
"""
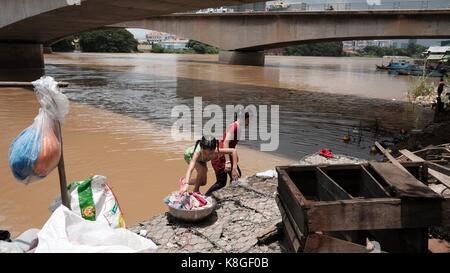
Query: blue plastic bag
8 125 42 181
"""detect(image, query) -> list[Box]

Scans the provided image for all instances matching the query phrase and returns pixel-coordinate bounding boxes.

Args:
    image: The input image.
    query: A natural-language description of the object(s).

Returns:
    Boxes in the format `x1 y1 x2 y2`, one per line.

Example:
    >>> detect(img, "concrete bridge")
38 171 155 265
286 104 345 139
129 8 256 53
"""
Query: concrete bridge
3 2 450 79
0 0 258 80
115 9 450 66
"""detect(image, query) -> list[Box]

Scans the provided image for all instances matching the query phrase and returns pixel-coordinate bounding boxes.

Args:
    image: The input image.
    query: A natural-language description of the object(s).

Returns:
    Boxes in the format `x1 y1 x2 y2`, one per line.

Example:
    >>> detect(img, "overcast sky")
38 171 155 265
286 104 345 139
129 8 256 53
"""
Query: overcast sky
127 28 149 40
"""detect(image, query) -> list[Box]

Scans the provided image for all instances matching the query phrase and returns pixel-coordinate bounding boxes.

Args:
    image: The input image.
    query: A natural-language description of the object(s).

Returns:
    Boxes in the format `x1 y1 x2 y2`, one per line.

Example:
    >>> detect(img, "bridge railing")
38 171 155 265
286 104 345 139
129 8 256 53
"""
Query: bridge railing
294 1 450 11
176 1 450 14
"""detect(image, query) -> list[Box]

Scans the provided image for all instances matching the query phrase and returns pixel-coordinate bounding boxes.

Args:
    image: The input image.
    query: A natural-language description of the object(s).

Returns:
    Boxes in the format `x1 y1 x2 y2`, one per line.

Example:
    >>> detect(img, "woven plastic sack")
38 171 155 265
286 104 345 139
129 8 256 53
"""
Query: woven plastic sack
50 175 126 229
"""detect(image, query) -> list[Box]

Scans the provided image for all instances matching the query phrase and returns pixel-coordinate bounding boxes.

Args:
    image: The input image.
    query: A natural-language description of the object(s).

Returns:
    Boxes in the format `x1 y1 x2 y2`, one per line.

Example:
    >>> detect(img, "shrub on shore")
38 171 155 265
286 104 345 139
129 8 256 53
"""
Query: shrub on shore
79 29 138 53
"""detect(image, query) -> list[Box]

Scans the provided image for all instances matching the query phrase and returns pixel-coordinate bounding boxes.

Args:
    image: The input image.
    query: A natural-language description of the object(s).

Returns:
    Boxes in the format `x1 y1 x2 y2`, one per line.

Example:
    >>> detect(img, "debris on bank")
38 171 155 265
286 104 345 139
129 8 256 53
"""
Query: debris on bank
410 95 437 107
297 152 368 166
129 152 369 253
396 144 450 243
129 175 286 253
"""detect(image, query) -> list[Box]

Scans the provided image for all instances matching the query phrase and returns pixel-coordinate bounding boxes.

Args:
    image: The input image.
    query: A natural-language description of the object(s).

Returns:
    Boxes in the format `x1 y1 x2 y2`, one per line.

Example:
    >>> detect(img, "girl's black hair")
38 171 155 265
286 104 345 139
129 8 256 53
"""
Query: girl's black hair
193 136 219 153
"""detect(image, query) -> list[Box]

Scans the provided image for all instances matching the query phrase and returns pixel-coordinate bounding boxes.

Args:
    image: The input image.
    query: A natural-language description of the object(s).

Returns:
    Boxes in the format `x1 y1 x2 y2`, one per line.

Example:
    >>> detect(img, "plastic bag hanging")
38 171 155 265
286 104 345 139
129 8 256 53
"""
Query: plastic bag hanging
8 76 69 184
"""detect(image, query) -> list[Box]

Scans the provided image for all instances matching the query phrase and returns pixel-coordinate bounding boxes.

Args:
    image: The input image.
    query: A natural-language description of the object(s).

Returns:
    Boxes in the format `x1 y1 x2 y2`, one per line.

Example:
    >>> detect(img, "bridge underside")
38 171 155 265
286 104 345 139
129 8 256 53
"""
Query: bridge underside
115 10 450 66
0 43 44 81
219 50 265 66
4 9 450 78
0 0 258 80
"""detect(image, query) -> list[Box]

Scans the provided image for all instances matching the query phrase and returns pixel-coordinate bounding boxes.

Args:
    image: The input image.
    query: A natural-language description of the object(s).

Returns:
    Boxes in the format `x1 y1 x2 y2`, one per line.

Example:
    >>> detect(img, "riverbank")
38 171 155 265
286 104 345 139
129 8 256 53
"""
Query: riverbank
130 148 450 253
129 174 286 253
0 87 292 237
393 111 450 151
128 153 371 253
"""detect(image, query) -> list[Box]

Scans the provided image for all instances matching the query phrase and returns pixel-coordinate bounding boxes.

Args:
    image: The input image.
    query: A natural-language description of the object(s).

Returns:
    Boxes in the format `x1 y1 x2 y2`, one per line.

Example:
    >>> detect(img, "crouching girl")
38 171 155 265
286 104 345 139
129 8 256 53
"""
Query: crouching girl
180 136 240 194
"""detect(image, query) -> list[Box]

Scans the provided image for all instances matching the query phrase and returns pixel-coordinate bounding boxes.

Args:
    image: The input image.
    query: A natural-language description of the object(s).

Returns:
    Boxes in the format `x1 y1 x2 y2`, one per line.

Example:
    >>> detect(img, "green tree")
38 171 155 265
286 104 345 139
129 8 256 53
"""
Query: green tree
283 42 343 57
79 28 138 53
51 36 75 52
360 44 427 58
150 43 165 53
186 40 219 54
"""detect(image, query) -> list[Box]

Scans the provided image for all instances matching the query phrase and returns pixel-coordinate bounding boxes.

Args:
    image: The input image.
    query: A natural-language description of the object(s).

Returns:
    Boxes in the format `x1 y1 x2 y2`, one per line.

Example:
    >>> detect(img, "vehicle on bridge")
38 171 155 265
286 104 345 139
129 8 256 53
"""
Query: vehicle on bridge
267 1 290 11
196 7 234 14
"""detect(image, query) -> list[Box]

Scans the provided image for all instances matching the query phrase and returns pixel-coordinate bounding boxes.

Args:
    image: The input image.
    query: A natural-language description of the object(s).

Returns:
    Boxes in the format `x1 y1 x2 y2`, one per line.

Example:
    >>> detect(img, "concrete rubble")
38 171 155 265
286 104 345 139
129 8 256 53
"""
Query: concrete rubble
129 175 286 253
129 153 367 253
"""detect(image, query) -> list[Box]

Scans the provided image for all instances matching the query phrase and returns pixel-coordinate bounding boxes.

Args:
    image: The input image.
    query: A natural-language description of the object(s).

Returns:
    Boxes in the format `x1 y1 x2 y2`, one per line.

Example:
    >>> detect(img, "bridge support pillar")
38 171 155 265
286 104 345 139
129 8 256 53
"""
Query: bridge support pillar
0 43 45 81
44 46 53 54
219 50 265 66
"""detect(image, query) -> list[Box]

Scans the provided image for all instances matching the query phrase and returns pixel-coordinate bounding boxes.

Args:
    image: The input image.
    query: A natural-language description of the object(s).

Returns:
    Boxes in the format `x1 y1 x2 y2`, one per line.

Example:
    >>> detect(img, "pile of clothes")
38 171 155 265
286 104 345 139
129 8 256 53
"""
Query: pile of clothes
164 192 213 210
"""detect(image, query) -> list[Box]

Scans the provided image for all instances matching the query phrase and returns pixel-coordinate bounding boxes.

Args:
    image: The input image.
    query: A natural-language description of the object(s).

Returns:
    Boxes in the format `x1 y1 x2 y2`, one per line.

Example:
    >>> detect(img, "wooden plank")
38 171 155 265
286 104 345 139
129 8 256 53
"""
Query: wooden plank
277 169 308 235
278 164 363 173
414 147 450 158
375 141 410 174
443 197 450 227
276 193 306 244
370 162 441 199
325 230 366 246
304 233 370 253
369 228 428 253
399 149 425 162
400 161 427 168
316 167 352 201
428 169 450 189
307 198 402 231
427 162 450 189
398 150 428 183
401 198 442 227
0 81 69 88
429 159 449 165
276 195 302 252
360 166 390 197
427 162 450 176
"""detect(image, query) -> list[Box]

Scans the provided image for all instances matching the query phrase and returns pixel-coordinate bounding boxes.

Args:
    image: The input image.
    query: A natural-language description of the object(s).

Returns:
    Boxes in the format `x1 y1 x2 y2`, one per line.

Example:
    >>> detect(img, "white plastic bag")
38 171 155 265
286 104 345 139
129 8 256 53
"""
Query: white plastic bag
35 206 157 253
256 169 278 178
50 175 126 229
8 76 69 184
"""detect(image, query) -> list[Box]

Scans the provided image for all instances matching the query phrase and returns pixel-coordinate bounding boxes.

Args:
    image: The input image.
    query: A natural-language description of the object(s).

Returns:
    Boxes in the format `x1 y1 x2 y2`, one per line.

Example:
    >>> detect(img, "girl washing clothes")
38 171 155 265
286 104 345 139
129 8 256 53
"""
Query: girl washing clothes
181 136 240 194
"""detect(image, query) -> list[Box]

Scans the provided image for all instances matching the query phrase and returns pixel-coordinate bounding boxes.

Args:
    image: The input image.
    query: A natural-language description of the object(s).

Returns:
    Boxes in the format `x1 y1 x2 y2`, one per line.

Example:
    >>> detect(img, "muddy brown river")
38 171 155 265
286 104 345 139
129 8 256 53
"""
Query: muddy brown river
0 53 435 236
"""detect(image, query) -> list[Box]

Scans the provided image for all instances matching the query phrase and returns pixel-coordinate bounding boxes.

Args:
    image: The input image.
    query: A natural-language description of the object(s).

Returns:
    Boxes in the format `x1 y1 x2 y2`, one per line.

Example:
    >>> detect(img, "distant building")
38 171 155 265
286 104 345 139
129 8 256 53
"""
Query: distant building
146 30 188 49
425 46 450 56
146 31 176 44
137 39 151 52
408 39 417 45
195 7 234 13
424 46 450 68
343 40 394 52
160 40 189 50
228 2 266 12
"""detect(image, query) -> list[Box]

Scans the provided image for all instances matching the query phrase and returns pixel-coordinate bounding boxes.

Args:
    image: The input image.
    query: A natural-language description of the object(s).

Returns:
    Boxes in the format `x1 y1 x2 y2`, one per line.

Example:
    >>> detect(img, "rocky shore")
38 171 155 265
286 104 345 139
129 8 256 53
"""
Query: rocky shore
128 153 370 253
395 120 450 152
129 175 286 253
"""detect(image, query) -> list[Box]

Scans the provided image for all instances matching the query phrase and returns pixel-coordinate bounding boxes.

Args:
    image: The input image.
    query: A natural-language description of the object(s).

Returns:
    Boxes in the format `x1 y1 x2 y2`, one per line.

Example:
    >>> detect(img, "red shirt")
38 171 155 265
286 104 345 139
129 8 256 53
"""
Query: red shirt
219 121 239 149
212 121 240 174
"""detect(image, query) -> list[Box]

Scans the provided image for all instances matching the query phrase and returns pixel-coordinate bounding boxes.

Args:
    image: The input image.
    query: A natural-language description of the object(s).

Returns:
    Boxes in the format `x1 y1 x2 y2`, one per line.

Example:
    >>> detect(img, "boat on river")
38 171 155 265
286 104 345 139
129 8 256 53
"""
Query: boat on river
376 56 412 70
397 67 446 77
